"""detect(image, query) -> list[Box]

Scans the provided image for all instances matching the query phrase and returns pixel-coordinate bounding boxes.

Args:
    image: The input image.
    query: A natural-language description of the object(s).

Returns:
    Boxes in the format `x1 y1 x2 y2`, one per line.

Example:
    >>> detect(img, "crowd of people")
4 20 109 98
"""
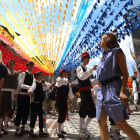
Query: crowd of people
0 33 140 140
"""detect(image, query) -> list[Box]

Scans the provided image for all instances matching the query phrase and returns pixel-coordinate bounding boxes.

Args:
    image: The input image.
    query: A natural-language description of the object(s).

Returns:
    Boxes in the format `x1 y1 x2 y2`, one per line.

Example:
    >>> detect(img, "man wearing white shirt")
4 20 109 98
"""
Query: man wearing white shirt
76 52 98 139
0 60 19 137
15 62 34 137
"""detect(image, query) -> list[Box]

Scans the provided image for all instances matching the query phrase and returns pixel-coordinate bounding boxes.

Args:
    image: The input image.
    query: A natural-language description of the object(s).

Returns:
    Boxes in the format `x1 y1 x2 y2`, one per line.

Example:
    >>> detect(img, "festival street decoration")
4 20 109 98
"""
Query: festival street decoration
0 0 139 75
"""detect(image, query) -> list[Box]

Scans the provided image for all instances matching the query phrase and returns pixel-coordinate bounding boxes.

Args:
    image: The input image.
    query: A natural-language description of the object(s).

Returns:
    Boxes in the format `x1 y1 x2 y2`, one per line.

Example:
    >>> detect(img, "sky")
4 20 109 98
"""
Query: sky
85 0 140 77
0 0 140 76
87 35 136 77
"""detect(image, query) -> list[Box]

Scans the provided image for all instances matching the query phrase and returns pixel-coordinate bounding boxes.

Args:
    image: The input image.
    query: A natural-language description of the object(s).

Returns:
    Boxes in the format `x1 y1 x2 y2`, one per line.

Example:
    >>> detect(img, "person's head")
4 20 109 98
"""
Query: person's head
41 79 45 84
34 71 43 81
100 33 120 51
7 60 15 71
132 76 137 81
0 51 2 64
26 61 34 72
18 70 22 74
59 69 68 78
81 52 90 65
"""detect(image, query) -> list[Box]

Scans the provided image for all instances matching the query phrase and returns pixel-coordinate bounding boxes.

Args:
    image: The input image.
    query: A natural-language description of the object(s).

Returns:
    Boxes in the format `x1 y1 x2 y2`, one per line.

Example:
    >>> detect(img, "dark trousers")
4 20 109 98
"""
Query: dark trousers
79 89 96 118
56 97 67 124
30 102 43 129
15 94 30 126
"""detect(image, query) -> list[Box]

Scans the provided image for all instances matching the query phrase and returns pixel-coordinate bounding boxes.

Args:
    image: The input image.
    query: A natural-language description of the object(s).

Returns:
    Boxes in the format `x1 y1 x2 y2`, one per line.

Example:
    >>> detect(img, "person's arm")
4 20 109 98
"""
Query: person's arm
18 72 30 89
0 64 8 89
43 82 52 91
56 77 68 87
90 79 99 85
117 50 129 104
28 81 37 96
76 66 94 81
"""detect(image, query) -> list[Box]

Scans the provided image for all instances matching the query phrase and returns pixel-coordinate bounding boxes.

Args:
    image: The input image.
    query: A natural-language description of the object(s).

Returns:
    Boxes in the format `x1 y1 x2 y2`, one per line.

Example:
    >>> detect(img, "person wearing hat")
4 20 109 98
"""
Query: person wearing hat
0 51 8 138
0 59 19 138
15 61 34 137
55 69 74 138
76 52 98 139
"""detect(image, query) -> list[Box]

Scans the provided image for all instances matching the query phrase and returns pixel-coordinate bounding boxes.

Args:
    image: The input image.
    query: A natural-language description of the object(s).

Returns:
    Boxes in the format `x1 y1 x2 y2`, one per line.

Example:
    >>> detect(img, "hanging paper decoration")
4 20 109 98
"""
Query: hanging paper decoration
0 0 139 75
54 0 137 74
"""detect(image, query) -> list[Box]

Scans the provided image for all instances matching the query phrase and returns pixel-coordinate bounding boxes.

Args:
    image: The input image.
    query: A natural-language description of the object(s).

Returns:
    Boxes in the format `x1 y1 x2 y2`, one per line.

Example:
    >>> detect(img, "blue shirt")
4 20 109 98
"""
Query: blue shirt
0 63 8 79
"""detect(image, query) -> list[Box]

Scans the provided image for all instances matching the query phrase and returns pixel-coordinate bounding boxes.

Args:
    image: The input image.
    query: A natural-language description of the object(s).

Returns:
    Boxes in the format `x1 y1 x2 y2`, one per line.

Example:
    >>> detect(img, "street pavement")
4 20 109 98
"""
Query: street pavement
1 110 140 140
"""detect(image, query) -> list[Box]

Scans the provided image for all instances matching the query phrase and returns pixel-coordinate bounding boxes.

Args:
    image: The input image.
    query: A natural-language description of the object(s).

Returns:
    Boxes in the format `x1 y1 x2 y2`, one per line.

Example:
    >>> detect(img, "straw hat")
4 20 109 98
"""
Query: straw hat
0 51 2 64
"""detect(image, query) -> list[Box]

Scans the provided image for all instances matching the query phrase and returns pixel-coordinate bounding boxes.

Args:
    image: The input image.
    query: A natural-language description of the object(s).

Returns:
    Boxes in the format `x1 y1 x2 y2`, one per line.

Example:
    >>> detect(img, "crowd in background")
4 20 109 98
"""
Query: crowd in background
0 33 140 140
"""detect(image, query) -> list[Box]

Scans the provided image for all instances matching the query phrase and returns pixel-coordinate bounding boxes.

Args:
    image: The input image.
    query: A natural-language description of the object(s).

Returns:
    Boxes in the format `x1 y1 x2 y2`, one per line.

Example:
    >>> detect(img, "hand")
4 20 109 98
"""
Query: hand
73 97 75 100
68 80 71 84
28 92 32 97
120 92 129 104
14 94 18 99
46 97 48 100
93 65 98 70
71 84 74 88
51 83 55 87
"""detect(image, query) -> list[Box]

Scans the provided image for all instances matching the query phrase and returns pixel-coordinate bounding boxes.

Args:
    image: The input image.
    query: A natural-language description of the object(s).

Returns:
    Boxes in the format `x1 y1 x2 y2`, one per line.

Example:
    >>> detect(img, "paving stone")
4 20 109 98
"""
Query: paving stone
1 110 140 140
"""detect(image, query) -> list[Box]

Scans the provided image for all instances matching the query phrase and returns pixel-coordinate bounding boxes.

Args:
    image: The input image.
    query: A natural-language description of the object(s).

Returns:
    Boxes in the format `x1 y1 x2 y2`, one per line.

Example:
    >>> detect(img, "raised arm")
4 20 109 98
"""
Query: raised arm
43 82 52 91
76 66 94 81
